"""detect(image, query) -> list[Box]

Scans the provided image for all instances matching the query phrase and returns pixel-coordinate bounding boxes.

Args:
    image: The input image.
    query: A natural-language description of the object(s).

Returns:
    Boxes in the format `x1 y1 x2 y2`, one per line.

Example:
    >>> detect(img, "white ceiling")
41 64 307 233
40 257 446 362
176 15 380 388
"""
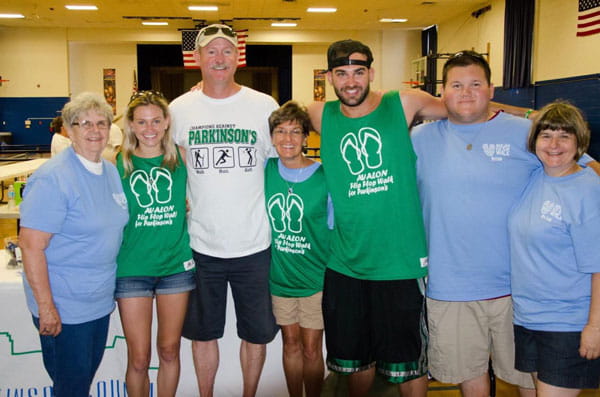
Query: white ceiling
1 0 491 32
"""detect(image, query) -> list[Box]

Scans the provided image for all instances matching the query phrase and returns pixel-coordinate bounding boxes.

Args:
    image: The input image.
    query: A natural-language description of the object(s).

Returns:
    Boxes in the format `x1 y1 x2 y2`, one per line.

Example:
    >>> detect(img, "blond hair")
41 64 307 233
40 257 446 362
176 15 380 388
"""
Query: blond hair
120 91 179 176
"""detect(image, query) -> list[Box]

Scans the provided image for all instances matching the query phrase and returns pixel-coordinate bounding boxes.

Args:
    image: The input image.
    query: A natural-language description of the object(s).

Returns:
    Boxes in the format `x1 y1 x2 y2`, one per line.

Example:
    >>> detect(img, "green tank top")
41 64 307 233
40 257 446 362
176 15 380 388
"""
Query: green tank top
320 90 428 280
116 152 194 277
264 158 330 297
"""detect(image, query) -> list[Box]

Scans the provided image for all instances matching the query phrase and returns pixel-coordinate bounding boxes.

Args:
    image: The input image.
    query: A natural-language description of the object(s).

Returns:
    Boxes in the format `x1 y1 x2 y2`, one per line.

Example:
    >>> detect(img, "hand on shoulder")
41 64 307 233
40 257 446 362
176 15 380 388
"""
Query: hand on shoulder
190 81 203 92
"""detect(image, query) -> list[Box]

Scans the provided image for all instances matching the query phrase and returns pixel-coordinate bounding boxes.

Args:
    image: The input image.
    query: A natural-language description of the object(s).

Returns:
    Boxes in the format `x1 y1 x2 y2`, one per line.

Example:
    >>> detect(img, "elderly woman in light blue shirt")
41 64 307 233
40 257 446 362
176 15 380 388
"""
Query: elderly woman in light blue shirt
20 92 129 397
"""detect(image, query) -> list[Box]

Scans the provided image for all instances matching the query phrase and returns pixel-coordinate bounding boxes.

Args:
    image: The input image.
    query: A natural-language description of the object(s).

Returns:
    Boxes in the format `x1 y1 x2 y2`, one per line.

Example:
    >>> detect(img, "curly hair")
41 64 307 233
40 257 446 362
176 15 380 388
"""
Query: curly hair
268 101 313 137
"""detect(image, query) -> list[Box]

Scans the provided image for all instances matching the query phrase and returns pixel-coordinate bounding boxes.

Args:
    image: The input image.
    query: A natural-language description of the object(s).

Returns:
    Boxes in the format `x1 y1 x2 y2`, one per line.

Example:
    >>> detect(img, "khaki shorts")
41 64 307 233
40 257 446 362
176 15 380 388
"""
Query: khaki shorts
427 296 534 388
272 291 323 330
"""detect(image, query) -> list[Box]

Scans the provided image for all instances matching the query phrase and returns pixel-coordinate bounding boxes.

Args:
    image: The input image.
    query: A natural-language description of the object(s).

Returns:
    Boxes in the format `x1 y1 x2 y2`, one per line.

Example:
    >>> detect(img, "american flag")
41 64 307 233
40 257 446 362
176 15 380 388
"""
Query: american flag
237 30 248 67
181 29 248 69
577 0 600 37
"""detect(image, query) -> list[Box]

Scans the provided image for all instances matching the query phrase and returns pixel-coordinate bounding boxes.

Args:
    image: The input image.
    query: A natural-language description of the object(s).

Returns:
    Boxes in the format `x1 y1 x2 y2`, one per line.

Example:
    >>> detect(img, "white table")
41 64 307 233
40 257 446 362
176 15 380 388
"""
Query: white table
0 204 20 219
0 250 288 396
0 158 47 182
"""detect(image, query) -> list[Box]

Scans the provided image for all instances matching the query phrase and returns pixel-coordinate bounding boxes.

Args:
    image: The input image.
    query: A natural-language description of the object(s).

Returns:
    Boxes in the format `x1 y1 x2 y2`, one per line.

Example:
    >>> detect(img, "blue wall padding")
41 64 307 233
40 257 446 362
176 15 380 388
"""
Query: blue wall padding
494 74 600 158
0 97 69 145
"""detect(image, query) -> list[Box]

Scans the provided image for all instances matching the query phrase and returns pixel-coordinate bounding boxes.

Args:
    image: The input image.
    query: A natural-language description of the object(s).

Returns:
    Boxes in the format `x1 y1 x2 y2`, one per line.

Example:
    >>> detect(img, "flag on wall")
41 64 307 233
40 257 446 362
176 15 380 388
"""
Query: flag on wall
577 0 600 36
182 30 198 69
132 69 138 94
236 30 248 67
181 29 248 69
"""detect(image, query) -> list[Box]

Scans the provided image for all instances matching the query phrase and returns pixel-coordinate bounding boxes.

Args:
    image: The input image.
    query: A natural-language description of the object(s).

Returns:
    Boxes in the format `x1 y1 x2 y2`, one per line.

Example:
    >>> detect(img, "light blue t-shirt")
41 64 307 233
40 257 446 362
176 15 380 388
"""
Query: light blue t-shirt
411 112 539 301
20 147 129 324
509 166 600 331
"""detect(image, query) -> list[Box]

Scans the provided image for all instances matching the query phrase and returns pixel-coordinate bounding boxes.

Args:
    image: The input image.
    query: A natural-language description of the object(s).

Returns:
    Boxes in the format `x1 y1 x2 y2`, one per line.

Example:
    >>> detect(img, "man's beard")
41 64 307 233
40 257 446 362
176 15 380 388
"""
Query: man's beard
335 84 370 107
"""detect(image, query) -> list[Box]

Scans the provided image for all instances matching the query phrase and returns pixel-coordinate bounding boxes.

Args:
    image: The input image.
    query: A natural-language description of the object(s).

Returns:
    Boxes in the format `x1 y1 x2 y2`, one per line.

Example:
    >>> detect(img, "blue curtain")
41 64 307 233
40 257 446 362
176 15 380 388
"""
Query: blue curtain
503 0 535 88
421 25 437 95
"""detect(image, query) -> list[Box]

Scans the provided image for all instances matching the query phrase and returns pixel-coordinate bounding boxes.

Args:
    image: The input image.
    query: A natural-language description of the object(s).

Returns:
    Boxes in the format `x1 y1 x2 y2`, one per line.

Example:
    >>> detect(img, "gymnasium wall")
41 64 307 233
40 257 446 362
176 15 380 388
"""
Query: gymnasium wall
1 27 421 144
438 0 600 157
493 75 600 158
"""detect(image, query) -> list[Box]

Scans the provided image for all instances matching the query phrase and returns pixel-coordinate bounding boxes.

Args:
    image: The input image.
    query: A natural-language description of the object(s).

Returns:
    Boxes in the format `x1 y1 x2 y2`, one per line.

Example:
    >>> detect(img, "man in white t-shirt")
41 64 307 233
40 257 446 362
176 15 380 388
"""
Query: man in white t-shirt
169 24 279 397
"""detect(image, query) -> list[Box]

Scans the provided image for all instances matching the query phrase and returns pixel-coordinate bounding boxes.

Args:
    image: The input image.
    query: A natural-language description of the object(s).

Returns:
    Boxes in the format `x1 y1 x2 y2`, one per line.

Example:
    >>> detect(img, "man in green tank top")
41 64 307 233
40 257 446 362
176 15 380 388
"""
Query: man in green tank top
307 40 446 397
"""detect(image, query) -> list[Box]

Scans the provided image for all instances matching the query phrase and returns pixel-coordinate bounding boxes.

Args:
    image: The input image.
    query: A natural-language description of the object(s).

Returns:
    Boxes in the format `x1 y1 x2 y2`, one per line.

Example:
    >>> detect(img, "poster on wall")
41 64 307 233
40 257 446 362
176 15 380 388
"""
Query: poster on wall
313 69 326 102
103 68 116 115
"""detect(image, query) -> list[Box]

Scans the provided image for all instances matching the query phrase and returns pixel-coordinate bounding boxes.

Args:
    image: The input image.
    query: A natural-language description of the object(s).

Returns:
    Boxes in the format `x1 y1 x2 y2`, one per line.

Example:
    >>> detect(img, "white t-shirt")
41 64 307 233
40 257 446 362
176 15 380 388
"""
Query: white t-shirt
102 123 123 161
170 86 278 258
50 133 71 157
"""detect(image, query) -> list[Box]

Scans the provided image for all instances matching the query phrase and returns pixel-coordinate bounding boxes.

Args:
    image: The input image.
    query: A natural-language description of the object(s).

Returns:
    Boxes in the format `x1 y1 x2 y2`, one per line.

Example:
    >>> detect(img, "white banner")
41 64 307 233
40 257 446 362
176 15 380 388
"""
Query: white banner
0 262 289 397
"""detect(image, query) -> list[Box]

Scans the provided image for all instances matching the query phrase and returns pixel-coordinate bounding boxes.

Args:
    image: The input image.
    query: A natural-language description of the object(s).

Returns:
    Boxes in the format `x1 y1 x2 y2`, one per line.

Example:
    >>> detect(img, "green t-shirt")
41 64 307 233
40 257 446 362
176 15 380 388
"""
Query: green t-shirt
320 90 428 280
116 152 194 277
264 158 330 297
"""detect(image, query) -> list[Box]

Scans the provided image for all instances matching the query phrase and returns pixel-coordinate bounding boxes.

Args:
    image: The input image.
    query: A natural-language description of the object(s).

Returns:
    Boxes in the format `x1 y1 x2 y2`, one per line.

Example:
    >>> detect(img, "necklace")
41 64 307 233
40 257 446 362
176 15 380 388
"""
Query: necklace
447 120 487 151
448 111 498 150
285 166 306 195
464 126 486 151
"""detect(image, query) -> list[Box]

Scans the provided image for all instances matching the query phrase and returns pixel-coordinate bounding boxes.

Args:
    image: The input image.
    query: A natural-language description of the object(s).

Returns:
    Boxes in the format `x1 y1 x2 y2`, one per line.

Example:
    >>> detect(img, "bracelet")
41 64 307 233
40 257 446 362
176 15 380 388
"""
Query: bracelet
524 109 534 119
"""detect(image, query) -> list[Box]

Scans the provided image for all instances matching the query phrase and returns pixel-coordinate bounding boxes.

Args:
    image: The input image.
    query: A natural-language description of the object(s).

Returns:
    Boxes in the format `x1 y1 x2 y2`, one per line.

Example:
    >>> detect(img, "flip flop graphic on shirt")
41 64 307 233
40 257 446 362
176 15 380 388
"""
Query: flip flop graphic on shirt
150 167 172 204
130 170 153 208
267 193 286 233
286 193 304 234
358 127 382 169
340 132 365 175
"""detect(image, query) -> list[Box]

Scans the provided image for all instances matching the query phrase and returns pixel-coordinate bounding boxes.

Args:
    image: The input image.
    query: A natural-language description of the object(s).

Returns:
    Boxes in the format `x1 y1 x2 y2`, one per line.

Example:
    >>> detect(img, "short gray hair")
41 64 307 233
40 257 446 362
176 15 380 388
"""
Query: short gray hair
61 92 113 127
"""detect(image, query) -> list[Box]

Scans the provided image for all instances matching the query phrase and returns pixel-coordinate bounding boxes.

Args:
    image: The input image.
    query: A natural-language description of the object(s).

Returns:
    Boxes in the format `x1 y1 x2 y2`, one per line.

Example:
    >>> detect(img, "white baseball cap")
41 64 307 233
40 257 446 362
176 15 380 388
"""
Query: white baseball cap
195 24 238 49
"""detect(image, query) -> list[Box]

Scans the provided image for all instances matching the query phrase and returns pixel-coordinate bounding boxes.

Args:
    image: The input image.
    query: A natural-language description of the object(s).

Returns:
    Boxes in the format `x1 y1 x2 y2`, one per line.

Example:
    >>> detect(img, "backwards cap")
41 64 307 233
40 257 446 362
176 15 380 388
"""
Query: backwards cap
327 39 373 70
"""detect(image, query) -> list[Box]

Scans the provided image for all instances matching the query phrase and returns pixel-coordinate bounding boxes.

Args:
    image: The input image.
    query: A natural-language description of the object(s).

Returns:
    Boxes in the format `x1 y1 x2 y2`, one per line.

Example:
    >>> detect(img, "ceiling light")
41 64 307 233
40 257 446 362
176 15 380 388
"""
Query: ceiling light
272 22 297 27
0 13 25 18
142 21 169 26
188 6 218 11
379 18 408 23
65 5 99 10
307 7 337 13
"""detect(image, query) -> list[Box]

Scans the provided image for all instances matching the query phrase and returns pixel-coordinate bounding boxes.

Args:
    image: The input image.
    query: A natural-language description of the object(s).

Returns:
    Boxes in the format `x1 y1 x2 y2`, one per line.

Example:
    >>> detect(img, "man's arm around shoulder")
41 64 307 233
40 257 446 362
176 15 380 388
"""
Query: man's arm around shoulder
399 89 446 127
587 160 600 176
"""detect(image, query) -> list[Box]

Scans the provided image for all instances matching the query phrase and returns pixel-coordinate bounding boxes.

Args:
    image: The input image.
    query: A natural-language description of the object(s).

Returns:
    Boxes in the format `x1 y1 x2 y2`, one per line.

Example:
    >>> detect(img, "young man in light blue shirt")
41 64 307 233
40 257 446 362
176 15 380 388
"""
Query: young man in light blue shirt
411 51 539 397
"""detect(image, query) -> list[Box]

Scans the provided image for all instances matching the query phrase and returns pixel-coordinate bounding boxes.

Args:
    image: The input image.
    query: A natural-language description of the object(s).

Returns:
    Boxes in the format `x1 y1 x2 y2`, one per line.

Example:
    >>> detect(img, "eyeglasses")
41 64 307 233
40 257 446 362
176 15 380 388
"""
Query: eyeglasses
200 25 236 38
273 127 304 136
129 90 166 104
72 119 110 131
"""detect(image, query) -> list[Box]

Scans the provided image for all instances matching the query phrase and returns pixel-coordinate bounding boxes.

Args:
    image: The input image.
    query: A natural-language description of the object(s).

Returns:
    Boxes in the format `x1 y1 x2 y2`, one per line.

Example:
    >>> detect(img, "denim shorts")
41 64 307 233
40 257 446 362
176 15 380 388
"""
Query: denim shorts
115 270 196 298
514 324 600 389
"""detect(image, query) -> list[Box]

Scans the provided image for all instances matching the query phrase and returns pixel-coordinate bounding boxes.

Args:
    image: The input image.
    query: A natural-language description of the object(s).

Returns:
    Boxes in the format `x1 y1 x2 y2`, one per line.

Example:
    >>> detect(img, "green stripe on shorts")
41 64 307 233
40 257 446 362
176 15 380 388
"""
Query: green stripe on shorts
377 360 427 384
326 358 375 374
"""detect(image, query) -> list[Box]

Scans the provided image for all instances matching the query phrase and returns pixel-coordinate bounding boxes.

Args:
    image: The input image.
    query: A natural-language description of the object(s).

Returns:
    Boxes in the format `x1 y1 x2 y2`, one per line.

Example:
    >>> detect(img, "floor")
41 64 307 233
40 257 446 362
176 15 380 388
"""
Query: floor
321 373 600 396
0 219 17 251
